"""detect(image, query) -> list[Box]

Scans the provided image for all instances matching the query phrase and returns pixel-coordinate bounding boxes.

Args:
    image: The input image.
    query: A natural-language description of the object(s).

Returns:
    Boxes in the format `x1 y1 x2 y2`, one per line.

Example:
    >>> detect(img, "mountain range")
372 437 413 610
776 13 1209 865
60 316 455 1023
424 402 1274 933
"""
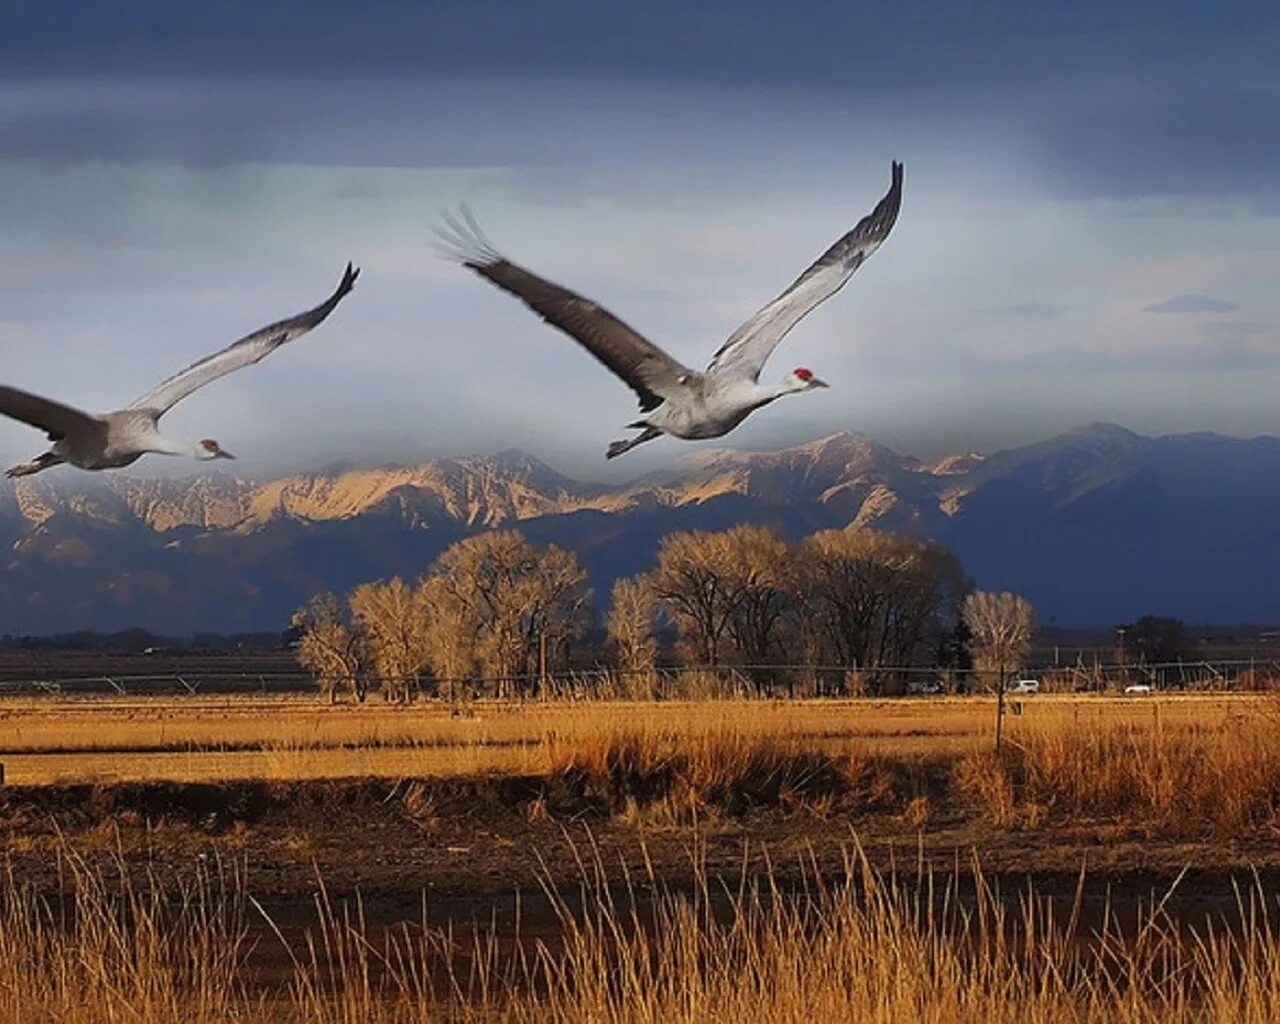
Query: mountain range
3 422 1279 633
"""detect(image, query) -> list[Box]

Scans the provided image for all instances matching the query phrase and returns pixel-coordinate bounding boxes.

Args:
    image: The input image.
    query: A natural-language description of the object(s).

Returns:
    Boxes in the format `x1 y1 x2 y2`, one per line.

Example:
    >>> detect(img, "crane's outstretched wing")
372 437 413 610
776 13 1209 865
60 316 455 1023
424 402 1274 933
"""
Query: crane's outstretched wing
436 210 691 412
129 262 360 417
0 384 107 444
705 161 903 382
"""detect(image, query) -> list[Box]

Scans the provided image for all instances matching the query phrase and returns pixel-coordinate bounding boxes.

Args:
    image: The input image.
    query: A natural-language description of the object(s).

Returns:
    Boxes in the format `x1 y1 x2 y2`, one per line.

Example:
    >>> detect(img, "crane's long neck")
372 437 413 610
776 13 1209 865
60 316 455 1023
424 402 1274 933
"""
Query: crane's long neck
750 379 805 408
143 433 201 459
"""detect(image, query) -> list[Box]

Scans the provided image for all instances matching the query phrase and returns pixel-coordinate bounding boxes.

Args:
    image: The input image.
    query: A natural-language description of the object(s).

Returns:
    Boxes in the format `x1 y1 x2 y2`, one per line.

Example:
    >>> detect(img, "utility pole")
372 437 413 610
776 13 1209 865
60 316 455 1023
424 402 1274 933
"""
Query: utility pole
539 630 548 698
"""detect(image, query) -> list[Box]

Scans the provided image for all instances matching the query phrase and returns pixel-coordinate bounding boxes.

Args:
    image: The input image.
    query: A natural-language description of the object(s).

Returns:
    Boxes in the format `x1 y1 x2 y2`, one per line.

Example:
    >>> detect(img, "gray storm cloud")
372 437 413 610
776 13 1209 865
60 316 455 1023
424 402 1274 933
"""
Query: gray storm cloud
1 2 1279 477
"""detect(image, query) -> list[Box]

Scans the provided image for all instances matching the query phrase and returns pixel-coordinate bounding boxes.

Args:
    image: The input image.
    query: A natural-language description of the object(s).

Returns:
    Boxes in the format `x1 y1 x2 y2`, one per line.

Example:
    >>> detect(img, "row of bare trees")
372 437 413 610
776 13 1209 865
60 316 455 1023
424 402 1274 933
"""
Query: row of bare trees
294 519 1038 701
606 525 970 693
293 531 590 701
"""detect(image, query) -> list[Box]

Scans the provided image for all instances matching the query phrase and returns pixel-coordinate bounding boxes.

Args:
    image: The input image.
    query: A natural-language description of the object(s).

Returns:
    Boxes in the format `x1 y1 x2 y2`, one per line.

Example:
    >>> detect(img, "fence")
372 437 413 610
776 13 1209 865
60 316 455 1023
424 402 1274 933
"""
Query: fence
0 671 310 698
0 658 1277 699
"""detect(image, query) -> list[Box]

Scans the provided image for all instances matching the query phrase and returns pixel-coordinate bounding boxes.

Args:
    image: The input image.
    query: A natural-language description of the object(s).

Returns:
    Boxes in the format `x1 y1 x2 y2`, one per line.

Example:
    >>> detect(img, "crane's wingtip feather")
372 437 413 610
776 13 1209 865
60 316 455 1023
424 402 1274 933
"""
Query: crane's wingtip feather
337 262 360 295
432 206 503 268
861 161 904 240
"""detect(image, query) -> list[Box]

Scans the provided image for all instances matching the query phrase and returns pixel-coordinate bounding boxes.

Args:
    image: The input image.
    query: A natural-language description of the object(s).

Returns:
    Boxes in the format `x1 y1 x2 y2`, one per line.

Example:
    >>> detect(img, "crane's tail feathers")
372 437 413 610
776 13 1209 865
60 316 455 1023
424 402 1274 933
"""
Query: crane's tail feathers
6 452 63 478
432 205 503 268
606 426 663 460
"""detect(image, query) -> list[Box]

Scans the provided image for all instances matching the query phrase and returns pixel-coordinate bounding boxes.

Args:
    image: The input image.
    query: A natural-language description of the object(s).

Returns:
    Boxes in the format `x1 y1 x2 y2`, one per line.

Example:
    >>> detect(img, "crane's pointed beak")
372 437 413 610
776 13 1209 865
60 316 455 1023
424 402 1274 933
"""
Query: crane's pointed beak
216 449 236 461
810 377 830 389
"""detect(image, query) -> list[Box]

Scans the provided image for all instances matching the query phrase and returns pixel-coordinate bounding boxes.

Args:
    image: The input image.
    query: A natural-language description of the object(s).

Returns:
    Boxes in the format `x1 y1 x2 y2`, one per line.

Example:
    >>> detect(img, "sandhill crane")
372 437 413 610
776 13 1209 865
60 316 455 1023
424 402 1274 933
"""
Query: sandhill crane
1 263 359 478
438 163 902 459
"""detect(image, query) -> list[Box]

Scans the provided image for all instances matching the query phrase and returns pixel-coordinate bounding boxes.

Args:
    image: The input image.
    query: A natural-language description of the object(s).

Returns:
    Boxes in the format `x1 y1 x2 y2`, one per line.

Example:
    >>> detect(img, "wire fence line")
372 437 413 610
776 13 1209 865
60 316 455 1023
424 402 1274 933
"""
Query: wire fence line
0 657 1277 699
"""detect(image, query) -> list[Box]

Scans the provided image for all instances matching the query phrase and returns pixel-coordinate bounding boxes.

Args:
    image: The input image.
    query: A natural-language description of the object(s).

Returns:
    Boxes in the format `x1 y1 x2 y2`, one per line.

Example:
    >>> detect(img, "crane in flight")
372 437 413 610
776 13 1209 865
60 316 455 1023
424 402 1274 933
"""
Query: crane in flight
1 262 359 478
438 162 901 459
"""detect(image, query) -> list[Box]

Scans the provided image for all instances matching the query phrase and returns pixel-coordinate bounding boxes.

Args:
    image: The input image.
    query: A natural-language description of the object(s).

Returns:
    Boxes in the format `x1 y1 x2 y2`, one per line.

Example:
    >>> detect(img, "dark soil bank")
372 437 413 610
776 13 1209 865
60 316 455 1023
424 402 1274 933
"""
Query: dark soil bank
3 774 1279 904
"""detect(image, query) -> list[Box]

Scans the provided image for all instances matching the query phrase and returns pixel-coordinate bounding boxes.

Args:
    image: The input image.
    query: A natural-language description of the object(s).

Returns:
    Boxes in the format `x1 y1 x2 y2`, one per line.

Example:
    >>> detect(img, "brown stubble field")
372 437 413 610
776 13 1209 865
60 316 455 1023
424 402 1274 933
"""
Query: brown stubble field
6 692 1280 1020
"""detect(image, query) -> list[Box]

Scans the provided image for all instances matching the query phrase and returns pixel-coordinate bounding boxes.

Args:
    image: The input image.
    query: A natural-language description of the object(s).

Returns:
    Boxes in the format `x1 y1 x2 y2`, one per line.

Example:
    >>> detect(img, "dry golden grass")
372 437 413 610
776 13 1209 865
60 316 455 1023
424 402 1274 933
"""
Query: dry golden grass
9 693 1280 1020
2 692 1280 842
6 840 1280 1022
0 853 247 1022
0 692 1261 786
959 711 1280 835
546 721 927 825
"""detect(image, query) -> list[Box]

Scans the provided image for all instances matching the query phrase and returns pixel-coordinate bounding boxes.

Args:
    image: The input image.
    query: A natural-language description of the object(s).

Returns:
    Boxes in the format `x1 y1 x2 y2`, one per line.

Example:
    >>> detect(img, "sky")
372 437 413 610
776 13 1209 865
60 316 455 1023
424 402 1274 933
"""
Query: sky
2 1 1280 481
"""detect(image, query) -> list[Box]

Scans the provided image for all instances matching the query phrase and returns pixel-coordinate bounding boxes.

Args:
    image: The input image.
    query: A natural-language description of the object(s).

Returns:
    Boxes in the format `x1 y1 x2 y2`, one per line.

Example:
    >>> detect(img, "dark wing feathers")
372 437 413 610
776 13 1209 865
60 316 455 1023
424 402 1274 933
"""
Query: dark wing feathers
706 161 903 381
436 210 689 413
129 262 360 416
798 159 903 291
0 385 106 444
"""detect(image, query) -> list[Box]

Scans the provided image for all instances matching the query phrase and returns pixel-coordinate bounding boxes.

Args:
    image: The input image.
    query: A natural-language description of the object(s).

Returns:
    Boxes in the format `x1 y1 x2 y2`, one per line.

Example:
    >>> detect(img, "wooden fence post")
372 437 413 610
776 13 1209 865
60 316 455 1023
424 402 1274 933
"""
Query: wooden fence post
995 663 1006 752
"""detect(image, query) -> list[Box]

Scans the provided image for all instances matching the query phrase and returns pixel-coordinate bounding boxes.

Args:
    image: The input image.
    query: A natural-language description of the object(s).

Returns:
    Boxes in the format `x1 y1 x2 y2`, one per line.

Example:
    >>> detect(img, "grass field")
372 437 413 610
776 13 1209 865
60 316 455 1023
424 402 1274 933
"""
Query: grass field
4 691 1280 1020
5 691 1279 845
0 691 1254 784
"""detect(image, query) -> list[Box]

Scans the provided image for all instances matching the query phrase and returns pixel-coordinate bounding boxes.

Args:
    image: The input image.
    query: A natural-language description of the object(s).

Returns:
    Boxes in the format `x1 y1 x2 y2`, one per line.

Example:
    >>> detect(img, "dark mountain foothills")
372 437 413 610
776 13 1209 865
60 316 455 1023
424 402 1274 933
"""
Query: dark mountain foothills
3 423 1279 634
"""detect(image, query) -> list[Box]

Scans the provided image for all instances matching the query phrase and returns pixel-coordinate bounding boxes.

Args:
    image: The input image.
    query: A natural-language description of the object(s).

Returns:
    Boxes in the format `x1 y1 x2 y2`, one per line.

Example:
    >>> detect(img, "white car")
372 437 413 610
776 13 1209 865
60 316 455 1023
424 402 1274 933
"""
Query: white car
1124 683 1153 694
1009 679 1040 695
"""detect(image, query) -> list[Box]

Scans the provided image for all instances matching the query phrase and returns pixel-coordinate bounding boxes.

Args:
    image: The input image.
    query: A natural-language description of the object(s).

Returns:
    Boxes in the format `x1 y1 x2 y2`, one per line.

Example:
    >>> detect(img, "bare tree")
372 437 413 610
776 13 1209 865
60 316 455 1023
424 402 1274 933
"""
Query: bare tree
519 542 592 694
650 529 742 668
426 532 527 690
800 528 965 692
963 591 1036 677
878 539 967 672
781 582 826 695
719 525 793 690
291 593 371 703
422 531 591 696
349 578 430 703
419 574 480 700
963 590 1036 751
607 573 659 695
800 530 898 670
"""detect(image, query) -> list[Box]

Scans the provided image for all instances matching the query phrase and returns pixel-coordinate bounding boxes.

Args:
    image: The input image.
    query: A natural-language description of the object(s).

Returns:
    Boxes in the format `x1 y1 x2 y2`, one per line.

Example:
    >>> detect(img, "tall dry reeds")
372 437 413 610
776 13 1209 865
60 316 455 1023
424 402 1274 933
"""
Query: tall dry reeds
5 840 1280 1021
957 715 1280 834
543 720 933 825
0 849 247 1022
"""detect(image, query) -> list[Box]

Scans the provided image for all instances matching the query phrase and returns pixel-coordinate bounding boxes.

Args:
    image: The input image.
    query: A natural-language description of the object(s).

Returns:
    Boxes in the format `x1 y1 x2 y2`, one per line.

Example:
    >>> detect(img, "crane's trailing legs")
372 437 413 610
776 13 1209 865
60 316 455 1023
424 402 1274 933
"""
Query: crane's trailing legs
6 452 64 478
607 426 663 460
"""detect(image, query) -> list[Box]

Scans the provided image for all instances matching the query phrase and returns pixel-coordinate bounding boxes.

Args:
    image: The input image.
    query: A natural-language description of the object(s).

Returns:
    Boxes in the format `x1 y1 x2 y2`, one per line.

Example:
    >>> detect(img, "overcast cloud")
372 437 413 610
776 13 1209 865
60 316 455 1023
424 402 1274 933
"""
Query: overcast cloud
2 1 1279 480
